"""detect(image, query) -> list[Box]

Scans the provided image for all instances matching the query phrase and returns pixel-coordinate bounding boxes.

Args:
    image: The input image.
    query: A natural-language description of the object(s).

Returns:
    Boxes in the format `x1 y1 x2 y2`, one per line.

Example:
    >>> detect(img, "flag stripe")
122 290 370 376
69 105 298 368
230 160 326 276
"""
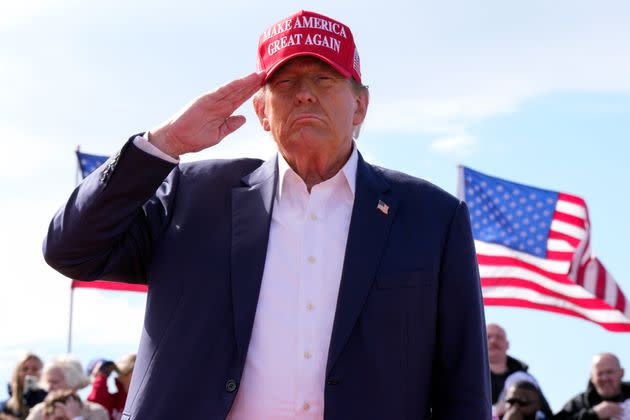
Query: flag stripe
481 276 598 300
483 297 630 332
548 239 576 252
548 230 582 248
555 200 587 219
550 220 586 239
478 255 569 280
480 269 581 295
557 192 587 207
482 278 612 309
475 241 570 271
482 287 630 324
553 211 587 229
546 251 574 261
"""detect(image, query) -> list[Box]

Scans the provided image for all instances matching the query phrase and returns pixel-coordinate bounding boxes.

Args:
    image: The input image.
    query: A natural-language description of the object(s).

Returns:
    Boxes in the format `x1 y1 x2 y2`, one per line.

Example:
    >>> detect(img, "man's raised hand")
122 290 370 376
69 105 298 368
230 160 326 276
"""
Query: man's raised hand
148 72 265 159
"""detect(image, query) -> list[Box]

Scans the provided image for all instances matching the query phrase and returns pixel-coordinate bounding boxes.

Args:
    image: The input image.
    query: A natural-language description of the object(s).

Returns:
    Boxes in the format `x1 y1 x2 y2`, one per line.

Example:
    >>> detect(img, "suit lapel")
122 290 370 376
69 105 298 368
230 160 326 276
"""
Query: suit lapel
231 156 277 363
326 155 398 375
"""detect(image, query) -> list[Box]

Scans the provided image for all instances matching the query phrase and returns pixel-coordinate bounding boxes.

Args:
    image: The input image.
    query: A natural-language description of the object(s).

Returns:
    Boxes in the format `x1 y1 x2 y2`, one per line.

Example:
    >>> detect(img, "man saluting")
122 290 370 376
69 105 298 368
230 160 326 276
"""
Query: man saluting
44 10 491 419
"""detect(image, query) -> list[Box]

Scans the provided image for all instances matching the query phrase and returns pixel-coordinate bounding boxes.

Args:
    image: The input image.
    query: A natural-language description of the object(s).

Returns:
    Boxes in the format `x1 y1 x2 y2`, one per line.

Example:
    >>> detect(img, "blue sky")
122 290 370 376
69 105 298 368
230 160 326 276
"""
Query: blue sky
1 0 629 412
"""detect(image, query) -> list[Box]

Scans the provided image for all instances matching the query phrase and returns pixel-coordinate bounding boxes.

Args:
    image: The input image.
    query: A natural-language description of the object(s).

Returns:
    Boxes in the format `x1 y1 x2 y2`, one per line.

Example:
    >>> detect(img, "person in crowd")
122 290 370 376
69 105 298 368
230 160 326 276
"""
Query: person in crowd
0 353 47 419
488 323 531 403
43 9 491 419
87 354 135 420
502 380 549 420
40 389 105 420
556 352 629 420
25 357 107 420
488 323 553 417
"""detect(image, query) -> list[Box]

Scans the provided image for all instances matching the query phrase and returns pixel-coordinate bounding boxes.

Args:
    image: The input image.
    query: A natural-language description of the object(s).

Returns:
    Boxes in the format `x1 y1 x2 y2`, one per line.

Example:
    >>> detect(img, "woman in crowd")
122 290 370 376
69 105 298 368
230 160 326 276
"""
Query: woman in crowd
25 356 107 420
0 353 47 419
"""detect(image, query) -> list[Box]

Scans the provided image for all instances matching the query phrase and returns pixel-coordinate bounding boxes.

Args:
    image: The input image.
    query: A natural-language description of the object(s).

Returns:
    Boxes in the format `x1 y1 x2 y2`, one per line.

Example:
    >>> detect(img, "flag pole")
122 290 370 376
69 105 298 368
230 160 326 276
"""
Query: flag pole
67 145 82 353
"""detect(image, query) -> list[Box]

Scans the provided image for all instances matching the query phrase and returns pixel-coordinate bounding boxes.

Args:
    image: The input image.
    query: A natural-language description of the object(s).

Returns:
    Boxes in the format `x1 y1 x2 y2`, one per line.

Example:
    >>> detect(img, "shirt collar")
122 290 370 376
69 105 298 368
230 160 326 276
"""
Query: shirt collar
276 143 358 201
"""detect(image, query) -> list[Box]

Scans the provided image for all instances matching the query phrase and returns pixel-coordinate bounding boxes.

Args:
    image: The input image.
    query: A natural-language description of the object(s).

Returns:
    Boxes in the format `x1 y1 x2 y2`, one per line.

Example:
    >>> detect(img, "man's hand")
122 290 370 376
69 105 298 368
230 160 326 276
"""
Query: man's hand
148 72 265 159
92 360 116 377
593 401 623 419
501 406 523 420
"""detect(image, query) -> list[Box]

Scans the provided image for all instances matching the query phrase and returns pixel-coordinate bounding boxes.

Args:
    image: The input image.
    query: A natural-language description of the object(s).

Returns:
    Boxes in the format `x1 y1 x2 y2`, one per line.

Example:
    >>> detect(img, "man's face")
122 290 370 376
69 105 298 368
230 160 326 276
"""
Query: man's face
591 354 624 398
46 367 68 392
254 56 368 169
505 386 540 419
486 324 509 362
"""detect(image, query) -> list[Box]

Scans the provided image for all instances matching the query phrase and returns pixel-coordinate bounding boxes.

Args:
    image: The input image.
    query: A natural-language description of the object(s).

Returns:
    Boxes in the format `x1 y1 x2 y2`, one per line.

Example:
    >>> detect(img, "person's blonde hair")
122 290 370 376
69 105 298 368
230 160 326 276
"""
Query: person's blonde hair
42 355 90 391
5 352 43 416
115 353 136 376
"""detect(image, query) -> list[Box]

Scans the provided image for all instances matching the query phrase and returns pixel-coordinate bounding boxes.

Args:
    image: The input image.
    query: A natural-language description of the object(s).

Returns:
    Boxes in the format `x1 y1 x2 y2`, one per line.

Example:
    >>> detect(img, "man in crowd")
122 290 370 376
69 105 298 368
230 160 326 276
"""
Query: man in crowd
488 323 532 403
556 353 629 419
43 10 490 419
503 380 550 420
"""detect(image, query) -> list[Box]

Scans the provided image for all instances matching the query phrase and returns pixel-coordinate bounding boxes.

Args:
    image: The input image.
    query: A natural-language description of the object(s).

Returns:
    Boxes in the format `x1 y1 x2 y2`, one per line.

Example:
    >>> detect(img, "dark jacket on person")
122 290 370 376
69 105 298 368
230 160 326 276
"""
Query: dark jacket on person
555 381 630 420
491 355 529 403
0 383 47 418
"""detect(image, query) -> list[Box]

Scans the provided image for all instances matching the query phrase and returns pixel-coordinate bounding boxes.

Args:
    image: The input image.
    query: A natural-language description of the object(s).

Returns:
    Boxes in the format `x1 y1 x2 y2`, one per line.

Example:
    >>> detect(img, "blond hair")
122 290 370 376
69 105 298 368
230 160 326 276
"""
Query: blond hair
5 352 43 416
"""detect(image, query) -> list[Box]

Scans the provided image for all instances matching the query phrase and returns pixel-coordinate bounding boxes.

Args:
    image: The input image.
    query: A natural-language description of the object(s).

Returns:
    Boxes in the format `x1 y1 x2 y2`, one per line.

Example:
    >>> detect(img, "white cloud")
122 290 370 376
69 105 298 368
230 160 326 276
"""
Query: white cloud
430 135 476 156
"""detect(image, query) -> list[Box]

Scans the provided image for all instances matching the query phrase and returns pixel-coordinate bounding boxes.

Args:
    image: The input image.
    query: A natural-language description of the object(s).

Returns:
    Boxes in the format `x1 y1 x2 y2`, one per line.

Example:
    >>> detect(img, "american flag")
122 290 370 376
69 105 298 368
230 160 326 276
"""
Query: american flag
458 166 630 332
72 149 148 293
76 150 109 178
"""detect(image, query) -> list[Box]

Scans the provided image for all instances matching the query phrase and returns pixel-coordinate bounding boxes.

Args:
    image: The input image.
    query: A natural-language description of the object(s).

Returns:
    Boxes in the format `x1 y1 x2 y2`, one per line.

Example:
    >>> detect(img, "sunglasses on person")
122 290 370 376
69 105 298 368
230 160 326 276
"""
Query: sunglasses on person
506 397 535 407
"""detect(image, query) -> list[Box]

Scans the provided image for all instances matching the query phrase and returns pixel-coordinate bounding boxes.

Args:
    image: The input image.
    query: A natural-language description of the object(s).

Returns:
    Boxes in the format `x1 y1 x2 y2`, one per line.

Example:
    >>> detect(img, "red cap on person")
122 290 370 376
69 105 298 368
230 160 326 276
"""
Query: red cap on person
257 10 361 83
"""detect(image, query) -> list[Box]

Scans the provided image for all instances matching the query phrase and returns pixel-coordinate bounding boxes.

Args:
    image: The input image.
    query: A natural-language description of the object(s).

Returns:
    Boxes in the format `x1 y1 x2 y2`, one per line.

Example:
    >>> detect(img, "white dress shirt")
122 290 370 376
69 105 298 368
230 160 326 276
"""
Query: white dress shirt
227 147 357 419
134 136 357 419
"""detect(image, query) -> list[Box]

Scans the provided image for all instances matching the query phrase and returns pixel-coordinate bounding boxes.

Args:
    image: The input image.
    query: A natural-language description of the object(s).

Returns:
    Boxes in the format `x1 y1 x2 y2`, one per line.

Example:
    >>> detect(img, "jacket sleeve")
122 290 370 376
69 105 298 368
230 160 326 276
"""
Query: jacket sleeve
554 398 599 420
43 138 178 284
87 375 113 413
431 200 492 419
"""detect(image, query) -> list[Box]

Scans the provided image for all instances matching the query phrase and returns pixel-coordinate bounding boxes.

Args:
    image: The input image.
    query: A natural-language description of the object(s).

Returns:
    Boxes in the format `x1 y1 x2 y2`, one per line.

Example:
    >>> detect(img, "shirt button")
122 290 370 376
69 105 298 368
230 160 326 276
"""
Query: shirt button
303 402 311 411
307 256 316 264
225 379 237 393
304 351 311 359
306 303 314 311
309 213 318 221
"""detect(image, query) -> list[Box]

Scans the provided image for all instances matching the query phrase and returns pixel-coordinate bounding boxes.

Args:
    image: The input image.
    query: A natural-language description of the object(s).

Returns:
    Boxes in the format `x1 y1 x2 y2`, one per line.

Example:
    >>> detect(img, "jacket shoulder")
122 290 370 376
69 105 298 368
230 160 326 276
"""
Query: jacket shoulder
180 157 265 178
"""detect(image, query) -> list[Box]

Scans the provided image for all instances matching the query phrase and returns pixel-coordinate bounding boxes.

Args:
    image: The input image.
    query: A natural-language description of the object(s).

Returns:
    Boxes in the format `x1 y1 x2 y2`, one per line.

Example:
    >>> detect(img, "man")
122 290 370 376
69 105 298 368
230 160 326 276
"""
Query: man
488 323 531 403
43 10 490 419
502 381 552 420
556 353 630 420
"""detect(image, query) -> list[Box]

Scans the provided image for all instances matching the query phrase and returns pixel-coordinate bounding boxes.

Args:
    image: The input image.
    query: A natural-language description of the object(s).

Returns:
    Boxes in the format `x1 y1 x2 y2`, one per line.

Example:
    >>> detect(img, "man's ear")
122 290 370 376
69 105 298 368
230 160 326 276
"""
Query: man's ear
253 91 270 132
352 88 369 126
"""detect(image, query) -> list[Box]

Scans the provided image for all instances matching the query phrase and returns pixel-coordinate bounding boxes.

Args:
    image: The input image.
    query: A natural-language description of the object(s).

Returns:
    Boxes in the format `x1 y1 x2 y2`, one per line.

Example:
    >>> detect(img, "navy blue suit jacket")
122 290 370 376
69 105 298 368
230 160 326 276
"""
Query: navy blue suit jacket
44 139 491 419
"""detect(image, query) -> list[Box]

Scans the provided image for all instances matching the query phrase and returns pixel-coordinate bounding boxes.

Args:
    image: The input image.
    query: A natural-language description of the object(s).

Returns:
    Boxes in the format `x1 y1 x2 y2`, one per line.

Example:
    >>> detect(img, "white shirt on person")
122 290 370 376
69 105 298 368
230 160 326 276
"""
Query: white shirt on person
134 137 357 419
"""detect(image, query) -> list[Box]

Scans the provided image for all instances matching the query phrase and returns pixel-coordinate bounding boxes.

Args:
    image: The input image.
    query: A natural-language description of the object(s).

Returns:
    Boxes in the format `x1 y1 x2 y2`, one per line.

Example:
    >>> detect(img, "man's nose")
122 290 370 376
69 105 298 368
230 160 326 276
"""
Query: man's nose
294 78 317 104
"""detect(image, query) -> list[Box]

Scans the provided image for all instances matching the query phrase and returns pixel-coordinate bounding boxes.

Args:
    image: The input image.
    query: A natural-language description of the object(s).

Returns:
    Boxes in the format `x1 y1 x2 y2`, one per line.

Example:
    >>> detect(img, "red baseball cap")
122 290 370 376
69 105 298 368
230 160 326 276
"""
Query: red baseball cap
257 10 361 83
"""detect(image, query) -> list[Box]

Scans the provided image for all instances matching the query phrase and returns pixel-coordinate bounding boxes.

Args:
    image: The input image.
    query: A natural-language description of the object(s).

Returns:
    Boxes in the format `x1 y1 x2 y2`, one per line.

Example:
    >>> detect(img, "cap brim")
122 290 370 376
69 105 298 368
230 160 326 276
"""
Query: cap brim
263 51 352 82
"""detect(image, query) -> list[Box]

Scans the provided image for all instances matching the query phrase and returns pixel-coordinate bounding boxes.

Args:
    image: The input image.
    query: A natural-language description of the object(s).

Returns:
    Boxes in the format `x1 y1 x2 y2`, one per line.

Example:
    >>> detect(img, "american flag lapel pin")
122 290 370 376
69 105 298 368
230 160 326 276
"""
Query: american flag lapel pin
376 200 389 215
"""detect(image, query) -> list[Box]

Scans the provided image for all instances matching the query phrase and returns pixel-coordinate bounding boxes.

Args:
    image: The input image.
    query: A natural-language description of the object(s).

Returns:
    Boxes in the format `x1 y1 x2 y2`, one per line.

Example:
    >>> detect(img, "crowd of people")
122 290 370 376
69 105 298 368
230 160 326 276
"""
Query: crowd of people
488 323 629 420
1 327 627 420
0 353 135 420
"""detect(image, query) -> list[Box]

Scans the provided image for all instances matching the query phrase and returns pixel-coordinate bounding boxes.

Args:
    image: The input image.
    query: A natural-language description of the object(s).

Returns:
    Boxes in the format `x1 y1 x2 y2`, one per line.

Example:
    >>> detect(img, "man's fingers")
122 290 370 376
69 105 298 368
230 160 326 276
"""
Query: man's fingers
208 72 265 111
217 115 246 140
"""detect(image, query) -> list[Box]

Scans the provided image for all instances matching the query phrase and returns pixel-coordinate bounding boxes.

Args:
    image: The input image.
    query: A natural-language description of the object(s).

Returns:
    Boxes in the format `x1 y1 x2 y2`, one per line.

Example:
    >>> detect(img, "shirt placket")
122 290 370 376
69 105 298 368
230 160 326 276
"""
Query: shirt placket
296 185 327 417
